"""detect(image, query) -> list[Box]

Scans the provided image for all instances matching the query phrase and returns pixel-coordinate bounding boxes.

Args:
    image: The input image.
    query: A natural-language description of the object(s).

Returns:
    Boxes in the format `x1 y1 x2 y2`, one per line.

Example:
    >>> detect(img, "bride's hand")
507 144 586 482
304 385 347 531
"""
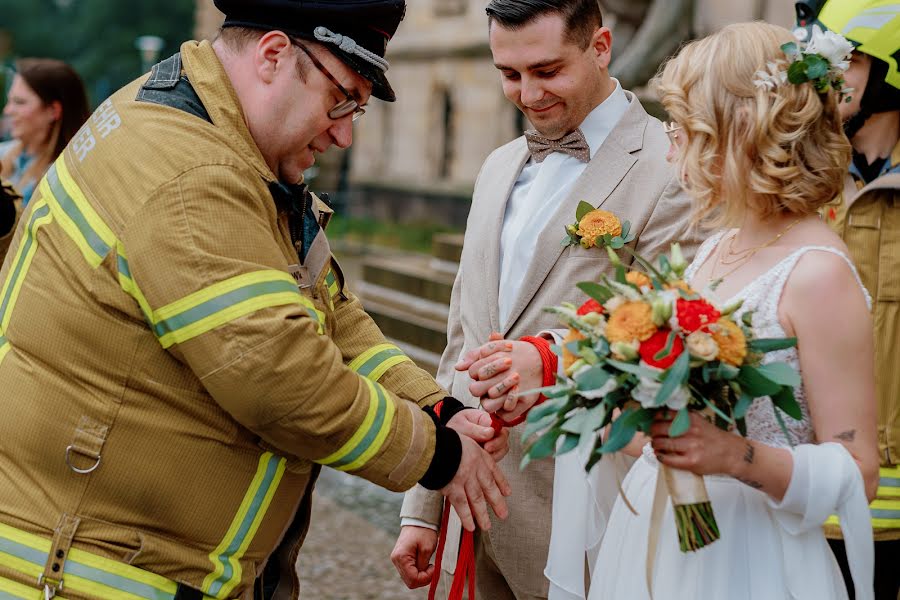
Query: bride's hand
649 411 742 476
467 341 545 421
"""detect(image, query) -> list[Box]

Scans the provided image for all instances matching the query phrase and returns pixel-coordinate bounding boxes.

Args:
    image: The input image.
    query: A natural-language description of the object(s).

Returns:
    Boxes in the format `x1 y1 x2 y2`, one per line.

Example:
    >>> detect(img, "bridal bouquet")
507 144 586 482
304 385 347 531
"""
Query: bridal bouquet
523 203 802 552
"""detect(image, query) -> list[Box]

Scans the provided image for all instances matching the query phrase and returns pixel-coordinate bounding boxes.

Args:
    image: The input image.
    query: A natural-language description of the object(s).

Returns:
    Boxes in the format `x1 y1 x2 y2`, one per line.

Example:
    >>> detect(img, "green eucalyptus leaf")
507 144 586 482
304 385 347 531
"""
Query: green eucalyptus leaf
599 415 637 453
525 427 564 461
737 365 782 396
557 433 580 455
653 330 677 361
755 362 802 387
523 411 559 440
620 221 631 239
771 385 803 420
805 54 828 79
654 349 690 406
577 281 614 303
576 201 595 221
668 407 691 437
575 365 612 391
733 392 754 420
781 41 798 55
742 312 754 328
610 238 625 250
787 60 809 84
527 396 568 422
748 337 798 352
606 358 656 379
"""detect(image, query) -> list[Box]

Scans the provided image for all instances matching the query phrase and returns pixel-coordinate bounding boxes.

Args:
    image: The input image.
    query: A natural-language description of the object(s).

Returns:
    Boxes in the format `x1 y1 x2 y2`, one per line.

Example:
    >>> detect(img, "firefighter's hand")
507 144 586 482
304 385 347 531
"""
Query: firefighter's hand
447 409 509 462
390 525 438 589
441 435 510 532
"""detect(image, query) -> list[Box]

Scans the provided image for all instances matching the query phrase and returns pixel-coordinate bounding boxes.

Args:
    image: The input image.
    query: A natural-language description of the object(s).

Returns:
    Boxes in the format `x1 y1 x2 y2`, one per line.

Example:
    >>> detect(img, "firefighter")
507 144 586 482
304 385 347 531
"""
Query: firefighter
0 1 510 599
796 1 900 598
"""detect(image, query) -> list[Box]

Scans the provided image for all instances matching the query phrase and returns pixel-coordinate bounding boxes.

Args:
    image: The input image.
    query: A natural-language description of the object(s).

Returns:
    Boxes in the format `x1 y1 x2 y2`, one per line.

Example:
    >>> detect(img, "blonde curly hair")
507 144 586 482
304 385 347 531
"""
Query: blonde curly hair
652 22 851 226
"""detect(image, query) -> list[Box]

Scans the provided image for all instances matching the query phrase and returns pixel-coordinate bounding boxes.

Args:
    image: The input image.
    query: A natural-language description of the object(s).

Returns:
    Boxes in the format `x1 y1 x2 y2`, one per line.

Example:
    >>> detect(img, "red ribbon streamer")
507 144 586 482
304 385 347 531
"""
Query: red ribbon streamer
428 337 557 599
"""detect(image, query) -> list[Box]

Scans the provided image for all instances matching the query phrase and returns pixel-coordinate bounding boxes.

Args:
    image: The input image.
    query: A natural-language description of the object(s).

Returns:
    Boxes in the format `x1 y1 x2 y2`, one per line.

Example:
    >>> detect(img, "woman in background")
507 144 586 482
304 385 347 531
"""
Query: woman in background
1 58 89 204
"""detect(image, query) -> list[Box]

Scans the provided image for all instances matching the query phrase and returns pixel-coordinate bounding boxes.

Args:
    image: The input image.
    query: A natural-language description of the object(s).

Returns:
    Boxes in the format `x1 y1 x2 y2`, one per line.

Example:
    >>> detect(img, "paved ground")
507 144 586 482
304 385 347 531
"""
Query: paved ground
297 470 428 600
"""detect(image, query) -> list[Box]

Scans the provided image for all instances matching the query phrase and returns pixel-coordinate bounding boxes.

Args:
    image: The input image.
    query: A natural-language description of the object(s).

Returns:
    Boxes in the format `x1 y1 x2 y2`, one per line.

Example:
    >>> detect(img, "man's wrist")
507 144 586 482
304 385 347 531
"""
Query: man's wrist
418 424 461 490
424 396 469 426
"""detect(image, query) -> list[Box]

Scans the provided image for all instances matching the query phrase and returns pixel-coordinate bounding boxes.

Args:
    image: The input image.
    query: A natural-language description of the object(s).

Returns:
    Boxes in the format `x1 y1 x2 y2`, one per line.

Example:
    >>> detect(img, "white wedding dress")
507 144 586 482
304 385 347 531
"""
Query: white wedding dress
546 233 875 600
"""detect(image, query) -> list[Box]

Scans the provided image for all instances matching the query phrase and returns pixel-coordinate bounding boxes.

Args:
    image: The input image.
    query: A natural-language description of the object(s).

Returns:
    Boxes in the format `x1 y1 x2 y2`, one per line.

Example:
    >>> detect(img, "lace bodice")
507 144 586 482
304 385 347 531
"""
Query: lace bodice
683 231 872 448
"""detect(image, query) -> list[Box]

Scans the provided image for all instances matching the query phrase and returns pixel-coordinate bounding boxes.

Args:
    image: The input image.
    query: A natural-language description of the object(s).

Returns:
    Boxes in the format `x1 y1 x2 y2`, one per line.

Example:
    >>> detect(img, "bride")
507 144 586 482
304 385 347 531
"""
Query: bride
461 21 880 600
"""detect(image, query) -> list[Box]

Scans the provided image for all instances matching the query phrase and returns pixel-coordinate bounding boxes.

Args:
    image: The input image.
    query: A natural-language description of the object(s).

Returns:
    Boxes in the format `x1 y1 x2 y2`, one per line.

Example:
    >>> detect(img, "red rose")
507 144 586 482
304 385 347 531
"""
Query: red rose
577 298 605 316
639 329 684 369
675 298 721 333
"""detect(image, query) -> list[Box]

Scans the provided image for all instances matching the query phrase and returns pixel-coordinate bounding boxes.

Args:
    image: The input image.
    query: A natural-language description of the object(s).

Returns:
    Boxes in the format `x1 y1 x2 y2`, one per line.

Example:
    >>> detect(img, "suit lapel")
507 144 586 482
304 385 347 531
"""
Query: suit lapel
475 139 530 333
501 94 649 334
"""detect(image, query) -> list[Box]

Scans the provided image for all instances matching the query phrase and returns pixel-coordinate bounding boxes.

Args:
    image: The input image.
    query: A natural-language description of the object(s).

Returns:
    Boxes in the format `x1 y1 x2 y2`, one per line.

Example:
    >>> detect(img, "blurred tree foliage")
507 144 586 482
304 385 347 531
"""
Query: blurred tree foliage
0 0 196 108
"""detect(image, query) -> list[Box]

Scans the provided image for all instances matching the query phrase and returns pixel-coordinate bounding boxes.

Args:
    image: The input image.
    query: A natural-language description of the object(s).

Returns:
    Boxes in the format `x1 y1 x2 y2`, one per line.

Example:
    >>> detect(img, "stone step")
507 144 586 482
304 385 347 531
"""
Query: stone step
362 254 456 305
431 232 465 264
359 294 448 356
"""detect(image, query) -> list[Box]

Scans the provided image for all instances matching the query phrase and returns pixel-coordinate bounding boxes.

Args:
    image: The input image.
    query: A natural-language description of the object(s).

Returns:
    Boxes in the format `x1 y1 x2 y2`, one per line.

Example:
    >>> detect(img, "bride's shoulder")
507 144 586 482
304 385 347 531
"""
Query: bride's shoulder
781 243 868 316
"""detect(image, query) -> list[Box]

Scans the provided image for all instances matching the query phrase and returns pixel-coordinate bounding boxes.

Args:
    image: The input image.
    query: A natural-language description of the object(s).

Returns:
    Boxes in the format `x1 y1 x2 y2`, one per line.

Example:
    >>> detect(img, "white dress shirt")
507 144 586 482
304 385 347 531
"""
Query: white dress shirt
498 80 629 327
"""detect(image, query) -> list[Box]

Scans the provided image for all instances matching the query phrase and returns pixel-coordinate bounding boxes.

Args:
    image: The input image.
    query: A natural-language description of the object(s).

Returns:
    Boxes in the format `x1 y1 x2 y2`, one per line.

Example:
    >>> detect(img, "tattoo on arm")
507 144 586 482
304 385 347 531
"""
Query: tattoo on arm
834 429 856 443
737 477 763 489
743 443 755 464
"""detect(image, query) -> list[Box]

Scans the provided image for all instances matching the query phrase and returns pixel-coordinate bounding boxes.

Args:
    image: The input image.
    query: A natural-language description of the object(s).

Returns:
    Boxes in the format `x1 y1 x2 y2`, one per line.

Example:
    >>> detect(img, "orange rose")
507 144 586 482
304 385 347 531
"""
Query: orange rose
626 271 652 288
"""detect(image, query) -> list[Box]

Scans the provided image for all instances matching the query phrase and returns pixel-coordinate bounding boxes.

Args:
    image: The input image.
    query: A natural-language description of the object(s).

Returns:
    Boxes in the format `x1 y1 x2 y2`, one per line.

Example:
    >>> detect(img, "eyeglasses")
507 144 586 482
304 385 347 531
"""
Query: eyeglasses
663 121 682 143
292 40 366 122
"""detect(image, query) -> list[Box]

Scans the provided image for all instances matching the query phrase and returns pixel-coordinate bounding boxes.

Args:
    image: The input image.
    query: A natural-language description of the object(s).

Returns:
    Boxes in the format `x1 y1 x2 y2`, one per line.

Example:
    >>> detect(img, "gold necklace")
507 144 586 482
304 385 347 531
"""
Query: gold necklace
710 217 803 282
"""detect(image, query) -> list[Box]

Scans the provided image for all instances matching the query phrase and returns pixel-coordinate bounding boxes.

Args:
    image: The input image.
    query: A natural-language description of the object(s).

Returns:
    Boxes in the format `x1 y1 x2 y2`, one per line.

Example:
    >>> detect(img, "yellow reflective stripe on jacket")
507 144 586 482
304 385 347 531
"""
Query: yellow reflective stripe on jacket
348 343 411 382
202 452 286 599
0 335 10 366
318 378 396 472
43 157 116 268
151 271 305 348
116 242 154 323
0 200 53 332
325 267 339 298
0 521 223 600
825 465 900 528
0 573 66 600
297 295 325 335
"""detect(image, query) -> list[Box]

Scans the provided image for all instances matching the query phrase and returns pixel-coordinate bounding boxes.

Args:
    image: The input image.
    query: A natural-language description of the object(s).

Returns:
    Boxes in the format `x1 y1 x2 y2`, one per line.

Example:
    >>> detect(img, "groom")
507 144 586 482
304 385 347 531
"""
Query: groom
392 1 700 598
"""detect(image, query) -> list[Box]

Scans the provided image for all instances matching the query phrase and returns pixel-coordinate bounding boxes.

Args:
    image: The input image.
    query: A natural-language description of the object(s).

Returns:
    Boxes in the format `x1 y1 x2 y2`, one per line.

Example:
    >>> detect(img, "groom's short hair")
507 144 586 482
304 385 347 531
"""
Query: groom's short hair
485 0 603 50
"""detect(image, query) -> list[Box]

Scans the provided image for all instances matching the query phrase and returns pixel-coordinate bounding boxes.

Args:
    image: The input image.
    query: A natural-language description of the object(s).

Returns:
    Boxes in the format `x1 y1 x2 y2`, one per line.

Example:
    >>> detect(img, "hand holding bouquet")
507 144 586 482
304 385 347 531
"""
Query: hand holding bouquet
524 204 803 552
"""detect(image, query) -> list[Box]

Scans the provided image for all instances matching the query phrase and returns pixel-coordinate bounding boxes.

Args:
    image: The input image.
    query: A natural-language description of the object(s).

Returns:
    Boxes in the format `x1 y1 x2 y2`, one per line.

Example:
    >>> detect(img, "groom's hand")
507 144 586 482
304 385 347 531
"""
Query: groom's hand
391 525 438 588
442 435 511 532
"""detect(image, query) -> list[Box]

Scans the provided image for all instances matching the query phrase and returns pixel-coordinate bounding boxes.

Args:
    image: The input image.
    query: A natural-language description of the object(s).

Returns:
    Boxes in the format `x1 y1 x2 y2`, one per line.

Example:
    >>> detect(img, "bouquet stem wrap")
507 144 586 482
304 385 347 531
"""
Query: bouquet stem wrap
662 465 720 551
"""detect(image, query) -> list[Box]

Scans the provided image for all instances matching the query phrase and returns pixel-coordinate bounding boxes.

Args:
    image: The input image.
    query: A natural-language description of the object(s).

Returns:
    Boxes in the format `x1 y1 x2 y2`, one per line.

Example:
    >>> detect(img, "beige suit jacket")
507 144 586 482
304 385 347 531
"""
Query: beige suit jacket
401 92 702 597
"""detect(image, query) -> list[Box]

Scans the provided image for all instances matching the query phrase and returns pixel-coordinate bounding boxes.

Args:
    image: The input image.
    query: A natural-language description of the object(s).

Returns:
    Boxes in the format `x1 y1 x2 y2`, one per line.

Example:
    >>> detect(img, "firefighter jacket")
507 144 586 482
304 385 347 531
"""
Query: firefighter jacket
825 143 900 541
0 40 450 600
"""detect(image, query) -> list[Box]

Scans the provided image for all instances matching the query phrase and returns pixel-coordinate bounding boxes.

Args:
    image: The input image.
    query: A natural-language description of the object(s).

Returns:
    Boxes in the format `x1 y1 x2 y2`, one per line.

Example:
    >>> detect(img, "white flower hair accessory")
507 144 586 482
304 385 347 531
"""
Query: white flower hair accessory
753 25 855 102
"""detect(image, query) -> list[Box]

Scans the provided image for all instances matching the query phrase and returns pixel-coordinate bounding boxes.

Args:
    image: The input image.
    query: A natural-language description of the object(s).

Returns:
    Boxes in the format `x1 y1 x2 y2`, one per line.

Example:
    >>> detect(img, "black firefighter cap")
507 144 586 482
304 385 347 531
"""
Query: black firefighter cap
214 0 406 102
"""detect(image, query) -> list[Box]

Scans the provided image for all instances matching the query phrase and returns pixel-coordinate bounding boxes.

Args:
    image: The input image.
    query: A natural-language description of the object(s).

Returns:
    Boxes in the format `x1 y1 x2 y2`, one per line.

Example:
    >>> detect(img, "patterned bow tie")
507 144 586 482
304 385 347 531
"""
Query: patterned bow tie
524 128 590 163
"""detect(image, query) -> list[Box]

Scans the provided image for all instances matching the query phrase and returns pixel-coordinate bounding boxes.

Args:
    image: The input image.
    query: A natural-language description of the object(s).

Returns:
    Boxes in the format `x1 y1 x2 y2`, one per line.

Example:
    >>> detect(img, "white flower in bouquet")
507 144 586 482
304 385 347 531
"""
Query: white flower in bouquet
686 330 719 361
633 363 691 410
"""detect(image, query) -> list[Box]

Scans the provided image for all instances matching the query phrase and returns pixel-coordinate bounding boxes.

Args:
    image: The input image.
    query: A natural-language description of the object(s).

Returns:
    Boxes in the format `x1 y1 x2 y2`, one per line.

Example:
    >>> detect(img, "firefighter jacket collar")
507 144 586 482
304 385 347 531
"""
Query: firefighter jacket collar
179 40 277 184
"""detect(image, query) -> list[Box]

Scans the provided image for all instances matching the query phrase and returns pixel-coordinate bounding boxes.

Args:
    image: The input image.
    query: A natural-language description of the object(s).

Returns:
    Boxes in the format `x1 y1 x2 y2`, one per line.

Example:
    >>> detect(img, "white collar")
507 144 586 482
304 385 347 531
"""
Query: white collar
579 79 629 159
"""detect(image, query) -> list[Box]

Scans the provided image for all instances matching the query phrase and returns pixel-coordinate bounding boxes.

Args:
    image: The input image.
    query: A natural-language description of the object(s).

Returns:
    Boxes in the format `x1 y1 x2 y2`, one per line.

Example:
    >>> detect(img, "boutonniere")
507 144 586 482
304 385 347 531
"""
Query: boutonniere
563 201 635 250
